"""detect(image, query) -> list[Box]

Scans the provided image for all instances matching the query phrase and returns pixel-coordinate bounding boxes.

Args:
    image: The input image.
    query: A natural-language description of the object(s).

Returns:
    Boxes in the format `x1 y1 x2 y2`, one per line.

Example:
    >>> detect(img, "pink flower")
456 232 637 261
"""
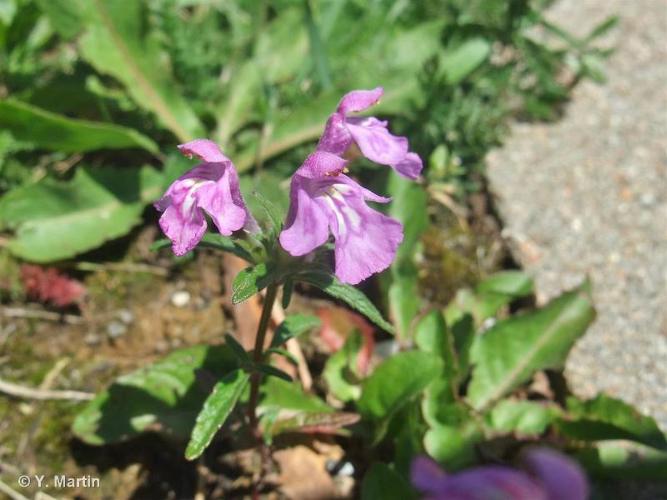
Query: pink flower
279 151 403 285
155 139 252 256
411 448 589 500
318 87 423 179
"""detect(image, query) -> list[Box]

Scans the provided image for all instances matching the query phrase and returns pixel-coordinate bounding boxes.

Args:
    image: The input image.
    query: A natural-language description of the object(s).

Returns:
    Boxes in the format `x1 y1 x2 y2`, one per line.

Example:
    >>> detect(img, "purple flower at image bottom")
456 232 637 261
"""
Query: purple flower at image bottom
318 87 423 180
155 139 253 256
279 150 403 285
411 448 589 500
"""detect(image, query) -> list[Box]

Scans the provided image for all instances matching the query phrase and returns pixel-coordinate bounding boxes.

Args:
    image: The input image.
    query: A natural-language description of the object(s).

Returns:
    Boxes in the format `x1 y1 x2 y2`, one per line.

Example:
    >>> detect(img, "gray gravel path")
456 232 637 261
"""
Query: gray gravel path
487 0 667 429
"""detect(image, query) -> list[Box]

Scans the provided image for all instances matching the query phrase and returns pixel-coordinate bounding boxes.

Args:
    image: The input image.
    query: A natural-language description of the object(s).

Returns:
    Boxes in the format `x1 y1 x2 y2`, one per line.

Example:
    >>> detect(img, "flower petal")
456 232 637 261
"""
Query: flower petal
393 151 423 179
523 448 588 500
296 150 349 179
157 190 207 256
411 456 449 496
279 177 331 256
436 466 547 500
318 113 354 156
195 167 247 236
337 87 384 115
327 186 403 284
346 117 409 166
178 139 230 163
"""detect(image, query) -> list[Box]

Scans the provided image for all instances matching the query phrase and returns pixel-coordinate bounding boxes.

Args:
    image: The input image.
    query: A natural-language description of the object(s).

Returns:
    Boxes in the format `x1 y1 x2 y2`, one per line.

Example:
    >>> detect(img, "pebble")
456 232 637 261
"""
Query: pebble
171 290 191 308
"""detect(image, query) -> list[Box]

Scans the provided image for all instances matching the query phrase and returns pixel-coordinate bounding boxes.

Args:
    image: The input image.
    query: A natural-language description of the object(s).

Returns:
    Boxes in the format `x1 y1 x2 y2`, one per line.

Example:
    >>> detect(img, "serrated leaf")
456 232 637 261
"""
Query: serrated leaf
72 344 239 445
361 463 414 500
358 351 442 422
0 99 158 153
231 263 274 304
0 165 163 262
297 270 394 333
185 369 249 460
558 395 667 450
467 284 595 411
77 0 203 141
486 399 561 436
271 314 321 348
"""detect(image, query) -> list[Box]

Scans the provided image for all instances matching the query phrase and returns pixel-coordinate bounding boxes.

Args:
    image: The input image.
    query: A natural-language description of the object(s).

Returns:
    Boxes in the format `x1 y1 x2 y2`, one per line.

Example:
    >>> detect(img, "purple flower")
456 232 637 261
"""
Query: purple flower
155 139 252 256
279 150 403 285
317 87 423 180
411 448 588 500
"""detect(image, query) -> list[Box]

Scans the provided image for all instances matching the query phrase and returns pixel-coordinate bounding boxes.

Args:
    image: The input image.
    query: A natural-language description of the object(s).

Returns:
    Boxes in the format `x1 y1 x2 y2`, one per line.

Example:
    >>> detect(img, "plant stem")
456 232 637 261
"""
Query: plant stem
247 283 279 439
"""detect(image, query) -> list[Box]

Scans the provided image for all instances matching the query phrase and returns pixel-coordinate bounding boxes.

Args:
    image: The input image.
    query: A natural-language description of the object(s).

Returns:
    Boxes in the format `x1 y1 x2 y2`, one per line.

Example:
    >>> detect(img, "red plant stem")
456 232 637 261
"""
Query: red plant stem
247 283 279 440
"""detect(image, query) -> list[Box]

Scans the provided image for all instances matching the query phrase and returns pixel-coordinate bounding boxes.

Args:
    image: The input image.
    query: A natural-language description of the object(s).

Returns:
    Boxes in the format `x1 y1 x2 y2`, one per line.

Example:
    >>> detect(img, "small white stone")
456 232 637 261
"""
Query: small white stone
171 290 191 308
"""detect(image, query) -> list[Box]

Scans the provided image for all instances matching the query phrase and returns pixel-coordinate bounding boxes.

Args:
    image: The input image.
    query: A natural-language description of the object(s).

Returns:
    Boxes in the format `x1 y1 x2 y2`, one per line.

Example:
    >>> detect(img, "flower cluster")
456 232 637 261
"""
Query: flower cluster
411 448 588 500
155 87 422 284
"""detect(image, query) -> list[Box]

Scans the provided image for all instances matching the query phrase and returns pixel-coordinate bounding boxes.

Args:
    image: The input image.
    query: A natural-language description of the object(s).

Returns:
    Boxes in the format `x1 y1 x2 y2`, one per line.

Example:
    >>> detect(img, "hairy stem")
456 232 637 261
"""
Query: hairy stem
247 283 279 438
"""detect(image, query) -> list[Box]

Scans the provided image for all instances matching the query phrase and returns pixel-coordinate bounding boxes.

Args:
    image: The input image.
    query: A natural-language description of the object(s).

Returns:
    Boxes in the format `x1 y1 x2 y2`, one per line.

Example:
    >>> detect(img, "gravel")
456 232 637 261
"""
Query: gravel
487 0 667 430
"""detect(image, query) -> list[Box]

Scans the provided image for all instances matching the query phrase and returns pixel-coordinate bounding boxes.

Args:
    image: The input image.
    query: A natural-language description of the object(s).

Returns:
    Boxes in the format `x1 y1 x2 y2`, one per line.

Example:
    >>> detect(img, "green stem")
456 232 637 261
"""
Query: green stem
247 283 279 438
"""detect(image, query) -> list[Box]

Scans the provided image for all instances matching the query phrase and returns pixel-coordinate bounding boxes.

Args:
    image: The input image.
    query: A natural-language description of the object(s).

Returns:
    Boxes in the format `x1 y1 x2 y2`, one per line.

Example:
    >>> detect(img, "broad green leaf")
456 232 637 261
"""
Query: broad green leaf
271 314 321 348
77 0 203 141
260 377 332 414
231 263 274 304
361 463 414 500
424 419 483 469
467 284 595 411
323 331 363 402
0 165 163 262
185 369 249 460
297 270 394 333
558 395 667 450
72 344 239 445
358 351 442 421
440 37 491 85
574 442 667 480
486 399 561 436
0 99 158 153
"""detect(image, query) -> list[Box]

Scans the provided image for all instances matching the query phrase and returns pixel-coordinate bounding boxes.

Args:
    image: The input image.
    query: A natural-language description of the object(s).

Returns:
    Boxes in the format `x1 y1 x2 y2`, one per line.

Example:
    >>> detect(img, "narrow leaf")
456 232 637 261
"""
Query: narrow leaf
0 99 158 153
185 369 249 460
298 270 394 333
232 263 274 304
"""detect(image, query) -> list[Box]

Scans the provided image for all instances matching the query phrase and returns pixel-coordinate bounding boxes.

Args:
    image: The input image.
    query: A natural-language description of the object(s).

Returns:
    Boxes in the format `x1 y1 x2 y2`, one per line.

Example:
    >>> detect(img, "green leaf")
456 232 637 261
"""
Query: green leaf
151 234 255 262
424 419 483 469
440 37 491 85
76 0 203 141
476 271 534 298
574 442 667 480
0 99 158 153
223 334 251 366
361 463 414 500
232 263 274 304
486 399 561 436
558 395 667 450
185 369 249 460
297 270 394 333
256 364 293 382
271 314 321 348
358 351 442 422
72 344 239 445
260 377 332 414
0 165 163 262
323 331 363 402
467 284 595 411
